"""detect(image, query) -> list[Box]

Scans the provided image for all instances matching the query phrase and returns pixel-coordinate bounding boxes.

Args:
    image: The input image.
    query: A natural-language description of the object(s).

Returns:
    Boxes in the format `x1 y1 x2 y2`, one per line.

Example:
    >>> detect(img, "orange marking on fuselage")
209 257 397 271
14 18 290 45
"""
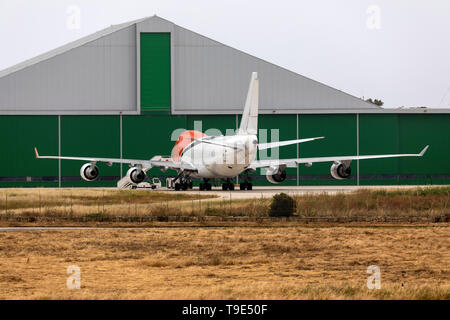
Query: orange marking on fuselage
171 130 206 162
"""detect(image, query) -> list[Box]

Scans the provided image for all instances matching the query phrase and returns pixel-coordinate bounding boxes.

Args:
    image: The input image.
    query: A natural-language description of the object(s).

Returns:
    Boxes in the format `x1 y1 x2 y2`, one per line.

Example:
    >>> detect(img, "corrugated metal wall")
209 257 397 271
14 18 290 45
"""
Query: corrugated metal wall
359 114 400 185
299 114 357 185
171 24 378 114
0 25 137 112
397 114 449 185
61 116 121 187
0 116 59 187
0 113 448 187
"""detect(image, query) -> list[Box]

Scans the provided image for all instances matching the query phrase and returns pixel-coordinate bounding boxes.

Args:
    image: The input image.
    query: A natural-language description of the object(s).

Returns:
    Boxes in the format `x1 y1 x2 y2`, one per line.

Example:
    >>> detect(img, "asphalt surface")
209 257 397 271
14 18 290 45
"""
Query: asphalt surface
157 185 428 200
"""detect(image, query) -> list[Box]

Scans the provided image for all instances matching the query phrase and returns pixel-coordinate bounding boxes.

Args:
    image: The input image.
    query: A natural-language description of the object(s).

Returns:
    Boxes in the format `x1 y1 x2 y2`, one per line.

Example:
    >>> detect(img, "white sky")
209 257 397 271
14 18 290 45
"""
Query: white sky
0 0 449 108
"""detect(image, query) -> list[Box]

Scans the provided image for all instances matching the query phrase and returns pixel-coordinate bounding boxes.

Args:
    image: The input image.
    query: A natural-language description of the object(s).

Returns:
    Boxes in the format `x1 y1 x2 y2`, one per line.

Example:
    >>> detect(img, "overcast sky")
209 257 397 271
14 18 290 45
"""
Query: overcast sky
0 0 449 108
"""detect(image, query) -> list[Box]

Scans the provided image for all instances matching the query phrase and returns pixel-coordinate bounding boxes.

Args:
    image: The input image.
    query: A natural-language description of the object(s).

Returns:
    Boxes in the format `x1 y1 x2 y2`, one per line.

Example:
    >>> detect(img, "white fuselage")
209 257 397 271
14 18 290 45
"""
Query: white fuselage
179 134 258 178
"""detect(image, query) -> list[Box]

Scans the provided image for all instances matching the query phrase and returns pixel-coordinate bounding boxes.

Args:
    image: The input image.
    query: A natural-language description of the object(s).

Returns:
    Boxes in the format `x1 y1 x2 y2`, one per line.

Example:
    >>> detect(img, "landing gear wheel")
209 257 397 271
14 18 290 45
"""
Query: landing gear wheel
199 179 212 191
241 170 253 191
223 181 235 190
239 182 253 190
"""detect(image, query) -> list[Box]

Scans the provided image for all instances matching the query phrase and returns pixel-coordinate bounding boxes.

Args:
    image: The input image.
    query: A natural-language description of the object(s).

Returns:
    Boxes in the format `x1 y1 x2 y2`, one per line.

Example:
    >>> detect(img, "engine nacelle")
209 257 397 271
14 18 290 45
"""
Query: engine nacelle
80 163 99 181
330 162 352 180
266 167 287 184
127 167 146 184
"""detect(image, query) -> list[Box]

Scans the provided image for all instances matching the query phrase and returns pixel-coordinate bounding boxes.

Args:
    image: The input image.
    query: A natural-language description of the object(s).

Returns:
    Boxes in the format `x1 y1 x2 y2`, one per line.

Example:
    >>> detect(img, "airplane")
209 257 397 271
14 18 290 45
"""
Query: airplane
34 72 429 191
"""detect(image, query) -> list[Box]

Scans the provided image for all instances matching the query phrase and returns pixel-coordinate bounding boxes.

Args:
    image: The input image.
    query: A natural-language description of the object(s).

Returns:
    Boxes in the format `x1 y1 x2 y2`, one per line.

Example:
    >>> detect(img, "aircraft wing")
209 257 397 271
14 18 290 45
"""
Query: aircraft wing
34 147 195 171
258 136 324 150
251 145 429 168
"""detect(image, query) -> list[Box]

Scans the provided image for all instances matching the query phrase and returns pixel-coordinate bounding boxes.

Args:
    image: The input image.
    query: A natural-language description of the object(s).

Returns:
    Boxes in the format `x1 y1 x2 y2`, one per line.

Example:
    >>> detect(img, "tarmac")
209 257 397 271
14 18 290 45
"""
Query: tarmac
157 185 430 200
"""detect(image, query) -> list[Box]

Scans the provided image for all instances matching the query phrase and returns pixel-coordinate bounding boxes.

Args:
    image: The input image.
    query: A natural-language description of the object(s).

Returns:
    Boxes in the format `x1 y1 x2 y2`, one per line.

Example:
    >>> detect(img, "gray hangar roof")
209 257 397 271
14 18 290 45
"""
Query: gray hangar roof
0 16 379 115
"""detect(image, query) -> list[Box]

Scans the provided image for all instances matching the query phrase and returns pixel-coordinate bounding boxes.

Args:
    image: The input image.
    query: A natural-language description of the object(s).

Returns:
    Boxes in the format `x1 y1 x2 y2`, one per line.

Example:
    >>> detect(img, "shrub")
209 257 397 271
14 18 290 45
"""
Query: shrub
269 193 296 217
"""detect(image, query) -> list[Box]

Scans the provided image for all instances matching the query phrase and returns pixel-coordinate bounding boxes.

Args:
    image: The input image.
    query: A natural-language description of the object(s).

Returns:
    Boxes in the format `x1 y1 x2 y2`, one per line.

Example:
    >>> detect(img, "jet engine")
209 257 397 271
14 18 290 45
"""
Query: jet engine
266 167 287 184
330 161 352 180
127 167 146 184
80 163 99 181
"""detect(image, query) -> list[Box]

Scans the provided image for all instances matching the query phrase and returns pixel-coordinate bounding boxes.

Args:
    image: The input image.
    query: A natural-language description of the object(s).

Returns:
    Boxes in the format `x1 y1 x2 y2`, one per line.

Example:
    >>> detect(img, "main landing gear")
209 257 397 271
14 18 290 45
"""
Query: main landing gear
199 179 212 191
222 178 235 191
239 181 253 190
239 171 253 190
174 177 193 191
195 175 253 191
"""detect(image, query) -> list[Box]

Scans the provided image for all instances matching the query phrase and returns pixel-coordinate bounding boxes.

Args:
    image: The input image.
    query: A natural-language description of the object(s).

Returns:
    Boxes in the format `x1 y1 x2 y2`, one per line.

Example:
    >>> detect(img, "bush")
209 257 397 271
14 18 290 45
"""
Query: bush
269 193 296 217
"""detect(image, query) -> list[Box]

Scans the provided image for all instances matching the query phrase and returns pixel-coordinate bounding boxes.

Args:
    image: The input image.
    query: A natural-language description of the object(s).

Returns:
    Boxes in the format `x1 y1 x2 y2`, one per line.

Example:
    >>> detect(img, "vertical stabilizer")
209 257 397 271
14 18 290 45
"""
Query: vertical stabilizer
238 72 259 135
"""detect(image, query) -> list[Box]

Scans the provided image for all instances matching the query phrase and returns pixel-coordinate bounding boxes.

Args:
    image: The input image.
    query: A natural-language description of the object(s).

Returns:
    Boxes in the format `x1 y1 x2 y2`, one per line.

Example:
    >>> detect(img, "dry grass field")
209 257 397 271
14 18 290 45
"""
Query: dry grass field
0 187 448 299
0 226 448 299
0 188 218 221
0 187 448 225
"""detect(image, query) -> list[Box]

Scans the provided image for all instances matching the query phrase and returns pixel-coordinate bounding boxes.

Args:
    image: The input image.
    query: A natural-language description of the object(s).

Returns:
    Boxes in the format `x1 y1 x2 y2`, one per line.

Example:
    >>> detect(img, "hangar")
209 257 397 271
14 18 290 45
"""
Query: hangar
0 16 448 187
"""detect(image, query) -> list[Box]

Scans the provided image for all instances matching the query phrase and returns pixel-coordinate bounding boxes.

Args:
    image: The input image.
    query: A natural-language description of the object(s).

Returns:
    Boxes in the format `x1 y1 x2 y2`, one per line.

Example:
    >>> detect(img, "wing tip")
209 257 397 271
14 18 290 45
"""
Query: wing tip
34 147 39 158
419 145 429 156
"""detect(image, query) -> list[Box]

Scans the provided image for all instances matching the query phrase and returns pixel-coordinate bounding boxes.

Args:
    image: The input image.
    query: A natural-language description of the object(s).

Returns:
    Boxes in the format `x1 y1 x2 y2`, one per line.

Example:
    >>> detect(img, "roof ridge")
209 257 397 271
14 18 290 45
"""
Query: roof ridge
0 15 380 109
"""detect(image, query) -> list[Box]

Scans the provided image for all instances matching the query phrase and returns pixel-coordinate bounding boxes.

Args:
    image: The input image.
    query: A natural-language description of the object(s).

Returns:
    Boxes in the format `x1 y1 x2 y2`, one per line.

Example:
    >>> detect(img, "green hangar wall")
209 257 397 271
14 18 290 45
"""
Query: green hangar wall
0 16 449 188
0 113 449 187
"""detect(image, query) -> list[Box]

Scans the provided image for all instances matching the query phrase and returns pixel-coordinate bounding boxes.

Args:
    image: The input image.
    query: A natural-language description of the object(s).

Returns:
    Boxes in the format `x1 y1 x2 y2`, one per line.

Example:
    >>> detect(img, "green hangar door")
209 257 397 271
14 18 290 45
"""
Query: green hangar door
140 33 171 114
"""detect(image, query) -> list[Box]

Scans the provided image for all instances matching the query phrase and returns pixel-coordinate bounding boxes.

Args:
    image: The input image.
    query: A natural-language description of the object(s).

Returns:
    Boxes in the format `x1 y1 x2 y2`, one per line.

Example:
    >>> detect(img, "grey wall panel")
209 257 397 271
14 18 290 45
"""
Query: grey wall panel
0 25 137 113
172 25 377 113
0 16 385 115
